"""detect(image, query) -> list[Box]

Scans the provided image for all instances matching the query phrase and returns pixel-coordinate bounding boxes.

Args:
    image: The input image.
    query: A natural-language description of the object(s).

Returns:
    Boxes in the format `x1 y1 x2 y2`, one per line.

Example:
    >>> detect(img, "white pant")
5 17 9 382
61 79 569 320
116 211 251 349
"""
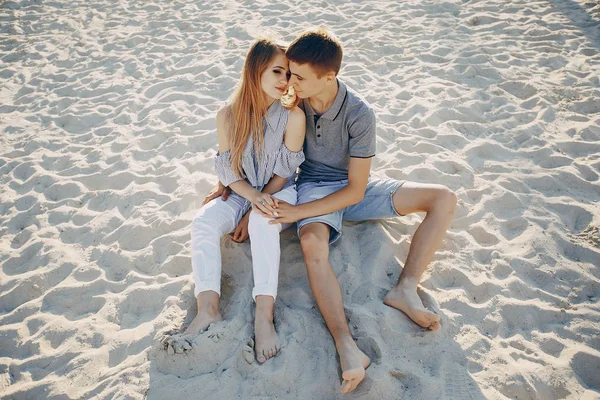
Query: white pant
191 185 297 301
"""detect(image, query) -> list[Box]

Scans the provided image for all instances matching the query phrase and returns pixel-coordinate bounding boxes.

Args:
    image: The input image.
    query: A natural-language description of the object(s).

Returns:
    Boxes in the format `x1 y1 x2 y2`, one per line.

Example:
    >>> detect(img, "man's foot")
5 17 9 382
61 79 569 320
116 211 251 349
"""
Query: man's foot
384 281 441 330
183 309 223 336
254 314 281 364
337 337 371 393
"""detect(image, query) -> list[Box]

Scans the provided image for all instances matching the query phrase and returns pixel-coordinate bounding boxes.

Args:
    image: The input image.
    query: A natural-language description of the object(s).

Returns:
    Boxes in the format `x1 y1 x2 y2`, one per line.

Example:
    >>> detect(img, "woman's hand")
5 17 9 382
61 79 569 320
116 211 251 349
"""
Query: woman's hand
202 181 231 206
251 191 279 217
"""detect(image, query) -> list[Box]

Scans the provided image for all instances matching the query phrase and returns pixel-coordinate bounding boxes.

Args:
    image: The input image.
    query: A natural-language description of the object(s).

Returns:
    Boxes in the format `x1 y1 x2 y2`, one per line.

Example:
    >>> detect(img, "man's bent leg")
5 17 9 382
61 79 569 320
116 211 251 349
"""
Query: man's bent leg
384 182 457 330
299 223 370 393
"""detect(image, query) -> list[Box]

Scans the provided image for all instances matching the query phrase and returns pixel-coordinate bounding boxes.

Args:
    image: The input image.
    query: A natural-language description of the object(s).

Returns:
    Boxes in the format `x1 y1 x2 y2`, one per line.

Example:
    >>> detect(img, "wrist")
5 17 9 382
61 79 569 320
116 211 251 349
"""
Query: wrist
250 189 261 203
296 203 308 219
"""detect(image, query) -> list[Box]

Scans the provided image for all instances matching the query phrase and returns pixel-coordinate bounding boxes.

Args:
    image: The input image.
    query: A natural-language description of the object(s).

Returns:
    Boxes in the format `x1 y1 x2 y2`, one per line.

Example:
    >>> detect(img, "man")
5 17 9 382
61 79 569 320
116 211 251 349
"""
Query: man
206 29 456 394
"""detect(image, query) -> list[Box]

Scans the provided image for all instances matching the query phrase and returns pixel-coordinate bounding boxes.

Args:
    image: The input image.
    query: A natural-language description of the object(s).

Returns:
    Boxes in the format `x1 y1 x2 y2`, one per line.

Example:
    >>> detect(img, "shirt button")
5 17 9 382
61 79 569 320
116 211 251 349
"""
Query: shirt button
317 134 321 137
317 125 320 129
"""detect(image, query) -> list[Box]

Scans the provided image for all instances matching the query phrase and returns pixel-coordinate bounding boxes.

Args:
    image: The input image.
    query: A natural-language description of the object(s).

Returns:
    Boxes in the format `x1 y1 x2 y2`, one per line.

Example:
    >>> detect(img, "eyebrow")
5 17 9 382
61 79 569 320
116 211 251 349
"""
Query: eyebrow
273 65 287 69
290 72 304 79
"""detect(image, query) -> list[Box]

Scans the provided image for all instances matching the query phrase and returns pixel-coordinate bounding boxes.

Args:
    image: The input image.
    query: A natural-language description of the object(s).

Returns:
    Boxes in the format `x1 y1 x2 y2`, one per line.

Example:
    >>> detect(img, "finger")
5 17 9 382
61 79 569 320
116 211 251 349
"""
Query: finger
240 229 249 242
341 380 352 394
222 189 230 201
268 218 282 225
201 194 213 206
261 202 277 215
272 198 279 208
256 203 275 216
232 229 240 242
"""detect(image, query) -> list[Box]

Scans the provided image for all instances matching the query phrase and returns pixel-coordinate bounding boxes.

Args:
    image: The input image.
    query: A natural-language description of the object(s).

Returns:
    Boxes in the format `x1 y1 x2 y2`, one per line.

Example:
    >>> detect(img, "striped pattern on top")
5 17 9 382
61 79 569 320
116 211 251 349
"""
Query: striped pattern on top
214 101 305 190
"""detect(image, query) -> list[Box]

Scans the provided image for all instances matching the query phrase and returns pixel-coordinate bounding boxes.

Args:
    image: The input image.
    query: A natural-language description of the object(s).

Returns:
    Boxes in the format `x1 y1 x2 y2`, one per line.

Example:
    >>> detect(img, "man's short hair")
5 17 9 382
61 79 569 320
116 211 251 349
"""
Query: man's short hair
286 28 343 77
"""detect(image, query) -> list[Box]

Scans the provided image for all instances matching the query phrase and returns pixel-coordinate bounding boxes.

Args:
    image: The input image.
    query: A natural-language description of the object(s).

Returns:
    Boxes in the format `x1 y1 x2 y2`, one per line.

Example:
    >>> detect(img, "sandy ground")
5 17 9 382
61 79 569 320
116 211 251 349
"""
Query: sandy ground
1 0 599 399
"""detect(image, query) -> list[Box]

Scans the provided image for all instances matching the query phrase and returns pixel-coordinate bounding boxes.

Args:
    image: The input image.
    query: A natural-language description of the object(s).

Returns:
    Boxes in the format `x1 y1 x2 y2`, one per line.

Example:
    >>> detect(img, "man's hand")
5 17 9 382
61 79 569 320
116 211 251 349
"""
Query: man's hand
232 210 250 243
202 182 231 206
267 201 304 225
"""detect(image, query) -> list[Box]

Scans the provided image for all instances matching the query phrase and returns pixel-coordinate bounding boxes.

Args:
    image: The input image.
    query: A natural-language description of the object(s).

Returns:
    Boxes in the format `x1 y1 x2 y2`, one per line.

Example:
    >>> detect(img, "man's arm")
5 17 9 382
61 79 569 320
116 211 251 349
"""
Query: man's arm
269 157 371 224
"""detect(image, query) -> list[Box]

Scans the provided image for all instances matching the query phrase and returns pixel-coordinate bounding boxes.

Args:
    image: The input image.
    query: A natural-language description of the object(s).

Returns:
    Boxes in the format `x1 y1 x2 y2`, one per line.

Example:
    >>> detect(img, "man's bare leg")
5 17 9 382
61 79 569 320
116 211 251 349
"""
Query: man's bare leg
383 182 457 331
299 223 371 394
254 295 281 363
183 290 222 335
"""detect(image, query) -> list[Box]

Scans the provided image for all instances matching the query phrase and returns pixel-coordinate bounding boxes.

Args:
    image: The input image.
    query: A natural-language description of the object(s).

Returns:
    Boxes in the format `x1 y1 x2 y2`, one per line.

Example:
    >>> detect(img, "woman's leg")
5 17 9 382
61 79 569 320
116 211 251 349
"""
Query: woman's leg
185 197 242 336
248 185 297 363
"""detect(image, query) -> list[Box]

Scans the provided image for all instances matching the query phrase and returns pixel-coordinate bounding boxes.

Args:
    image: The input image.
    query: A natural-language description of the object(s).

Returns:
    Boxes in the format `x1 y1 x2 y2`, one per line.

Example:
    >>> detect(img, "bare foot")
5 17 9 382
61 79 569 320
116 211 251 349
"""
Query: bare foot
254 295 280 364
183 309 222 336
254 315 281 364
162 310 223 355
384 282 441 330
337 337 371 393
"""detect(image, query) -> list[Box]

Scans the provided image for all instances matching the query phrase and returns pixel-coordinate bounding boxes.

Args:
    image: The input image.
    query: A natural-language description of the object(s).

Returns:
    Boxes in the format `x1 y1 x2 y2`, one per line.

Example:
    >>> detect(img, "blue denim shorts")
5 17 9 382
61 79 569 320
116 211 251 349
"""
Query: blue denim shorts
296 178 406 244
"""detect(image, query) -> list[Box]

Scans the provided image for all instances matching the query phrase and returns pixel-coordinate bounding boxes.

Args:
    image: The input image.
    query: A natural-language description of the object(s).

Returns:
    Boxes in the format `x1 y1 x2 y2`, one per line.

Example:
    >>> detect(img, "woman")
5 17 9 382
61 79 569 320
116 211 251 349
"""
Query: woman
175 39 305 364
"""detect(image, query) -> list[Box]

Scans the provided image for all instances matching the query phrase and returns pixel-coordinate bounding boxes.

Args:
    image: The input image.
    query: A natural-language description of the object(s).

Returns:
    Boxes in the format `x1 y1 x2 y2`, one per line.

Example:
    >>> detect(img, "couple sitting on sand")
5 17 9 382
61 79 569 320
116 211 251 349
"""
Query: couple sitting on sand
175 28 456 393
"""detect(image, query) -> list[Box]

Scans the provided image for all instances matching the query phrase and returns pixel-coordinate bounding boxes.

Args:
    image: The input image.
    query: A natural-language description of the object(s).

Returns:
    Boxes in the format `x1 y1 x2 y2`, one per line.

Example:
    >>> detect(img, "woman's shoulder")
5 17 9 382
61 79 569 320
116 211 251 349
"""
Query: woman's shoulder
287 106 305 123
216 104 233 130
216 104 232 120
284 106 306 144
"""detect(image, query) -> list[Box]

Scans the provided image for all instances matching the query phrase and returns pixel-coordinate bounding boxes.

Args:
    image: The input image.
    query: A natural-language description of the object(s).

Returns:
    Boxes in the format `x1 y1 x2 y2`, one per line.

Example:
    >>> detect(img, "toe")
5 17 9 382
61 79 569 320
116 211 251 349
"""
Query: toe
341 380 352 394
257 352 266 364
429 321 442 331
173 341 184 354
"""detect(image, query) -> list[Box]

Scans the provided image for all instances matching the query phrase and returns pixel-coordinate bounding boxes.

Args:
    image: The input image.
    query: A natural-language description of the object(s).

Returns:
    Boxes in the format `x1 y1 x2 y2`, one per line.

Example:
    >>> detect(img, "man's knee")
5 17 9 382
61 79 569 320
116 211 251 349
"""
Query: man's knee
436 186 457 215
299 225 330 266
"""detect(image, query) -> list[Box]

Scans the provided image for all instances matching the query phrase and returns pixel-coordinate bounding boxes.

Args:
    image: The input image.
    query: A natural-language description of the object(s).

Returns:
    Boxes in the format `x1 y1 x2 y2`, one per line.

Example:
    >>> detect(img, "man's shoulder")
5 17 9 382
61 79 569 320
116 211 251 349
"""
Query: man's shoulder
340 80 374 117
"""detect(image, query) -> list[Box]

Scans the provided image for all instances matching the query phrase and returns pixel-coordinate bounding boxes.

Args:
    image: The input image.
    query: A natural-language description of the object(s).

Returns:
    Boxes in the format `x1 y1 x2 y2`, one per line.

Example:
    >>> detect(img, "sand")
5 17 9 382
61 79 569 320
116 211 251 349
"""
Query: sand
1 0 599 399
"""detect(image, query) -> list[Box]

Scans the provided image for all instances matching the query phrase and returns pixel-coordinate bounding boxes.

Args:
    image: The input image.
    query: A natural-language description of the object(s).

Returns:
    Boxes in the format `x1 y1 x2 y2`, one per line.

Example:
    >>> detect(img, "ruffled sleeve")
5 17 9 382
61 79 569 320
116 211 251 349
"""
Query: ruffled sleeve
214 150 243 187
273 143 305 179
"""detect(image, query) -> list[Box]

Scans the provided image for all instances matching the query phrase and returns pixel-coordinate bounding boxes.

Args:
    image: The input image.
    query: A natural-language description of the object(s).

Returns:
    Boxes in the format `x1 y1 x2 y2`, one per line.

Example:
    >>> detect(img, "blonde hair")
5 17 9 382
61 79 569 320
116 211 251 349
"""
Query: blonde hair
228 38 296 178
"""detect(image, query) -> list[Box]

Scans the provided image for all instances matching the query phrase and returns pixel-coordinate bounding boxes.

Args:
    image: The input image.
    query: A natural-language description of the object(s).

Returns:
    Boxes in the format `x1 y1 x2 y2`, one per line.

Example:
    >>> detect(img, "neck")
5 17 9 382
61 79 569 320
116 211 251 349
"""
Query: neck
265 97 276 108
309 80 338 115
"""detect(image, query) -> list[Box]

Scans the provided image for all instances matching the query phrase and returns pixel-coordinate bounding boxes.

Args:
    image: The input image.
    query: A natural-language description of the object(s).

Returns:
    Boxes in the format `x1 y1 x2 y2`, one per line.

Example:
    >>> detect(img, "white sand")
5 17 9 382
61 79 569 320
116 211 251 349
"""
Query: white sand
1 0 599 399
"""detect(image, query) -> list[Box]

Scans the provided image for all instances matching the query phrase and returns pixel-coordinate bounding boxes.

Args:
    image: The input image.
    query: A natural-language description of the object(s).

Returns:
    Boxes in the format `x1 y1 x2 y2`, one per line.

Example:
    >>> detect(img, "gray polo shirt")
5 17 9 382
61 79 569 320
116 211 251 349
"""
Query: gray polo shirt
297 79 376 185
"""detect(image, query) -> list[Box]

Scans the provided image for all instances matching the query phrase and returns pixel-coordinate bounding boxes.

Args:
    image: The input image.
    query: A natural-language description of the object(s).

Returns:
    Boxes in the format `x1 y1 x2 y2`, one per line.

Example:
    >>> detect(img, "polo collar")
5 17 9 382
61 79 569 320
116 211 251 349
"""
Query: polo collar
302 79 347 120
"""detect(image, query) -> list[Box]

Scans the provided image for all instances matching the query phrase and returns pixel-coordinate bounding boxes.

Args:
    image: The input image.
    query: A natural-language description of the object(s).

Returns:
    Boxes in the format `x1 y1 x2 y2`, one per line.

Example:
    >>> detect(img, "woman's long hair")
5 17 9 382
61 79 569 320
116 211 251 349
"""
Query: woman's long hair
228 39 287 178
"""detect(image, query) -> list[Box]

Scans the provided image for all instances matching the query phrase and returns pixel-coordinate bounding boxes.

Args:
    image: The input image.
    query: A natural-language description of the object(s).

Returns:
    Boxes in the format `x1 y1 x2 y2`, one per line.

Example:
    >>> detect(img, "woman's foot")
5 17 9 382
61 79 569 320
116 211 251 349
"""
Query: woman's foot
254 295 281 364
163 291 222 355
183 308 222 336
184 290 223 335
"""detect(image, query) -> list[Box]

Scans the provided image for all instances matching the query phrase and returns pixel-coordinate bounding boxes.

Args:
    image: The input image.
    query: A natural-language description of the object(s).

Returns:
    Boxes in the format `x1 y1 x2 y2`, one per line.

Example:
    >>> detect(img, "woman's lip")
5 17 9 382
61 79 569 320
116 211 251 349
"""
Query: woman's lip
276 87 285 92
